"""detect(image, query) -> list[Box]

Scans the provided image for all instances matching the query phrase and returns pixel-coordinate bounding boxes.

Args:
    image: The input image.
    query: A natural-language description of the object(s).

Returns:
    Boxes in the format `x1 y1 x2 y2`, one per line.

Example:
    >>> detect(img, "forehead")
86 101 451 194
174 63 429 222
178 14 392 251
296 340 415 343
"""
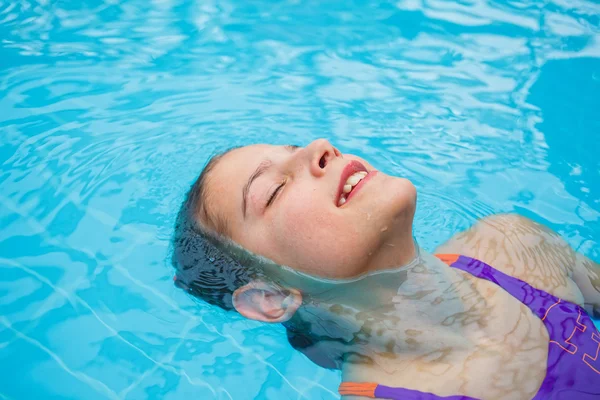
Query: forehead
203 144 275 220
215 144 275 181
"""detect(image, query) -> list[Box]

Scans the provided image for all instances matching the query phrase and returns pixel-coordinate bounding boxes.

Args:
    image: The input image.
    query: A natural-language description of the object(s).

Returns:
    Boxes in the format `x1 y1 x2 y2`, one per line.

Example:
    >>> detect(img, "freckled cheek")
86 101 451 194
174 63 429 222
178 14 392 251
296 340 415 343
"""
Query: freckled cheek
275 199 361 259
277 199 328 239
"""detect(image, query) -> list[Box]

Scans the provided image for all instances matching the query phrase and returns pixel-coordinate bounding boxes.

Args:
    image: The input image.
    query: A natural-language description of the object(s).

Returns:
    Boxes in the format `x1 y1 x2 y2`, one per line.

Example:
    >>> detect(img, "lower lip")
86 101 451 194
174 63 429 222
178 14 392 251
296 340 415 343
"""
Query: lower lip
344 171 377 204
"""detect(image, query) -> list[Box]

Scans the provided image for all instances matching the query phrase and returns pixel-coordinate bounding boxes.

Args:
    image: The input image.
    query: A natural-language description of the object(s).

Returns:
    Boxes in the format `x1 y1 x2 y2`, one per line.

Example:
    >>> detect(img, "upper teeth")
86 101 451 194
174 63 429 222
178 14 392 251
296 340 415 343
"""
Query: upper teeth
338 171 368 206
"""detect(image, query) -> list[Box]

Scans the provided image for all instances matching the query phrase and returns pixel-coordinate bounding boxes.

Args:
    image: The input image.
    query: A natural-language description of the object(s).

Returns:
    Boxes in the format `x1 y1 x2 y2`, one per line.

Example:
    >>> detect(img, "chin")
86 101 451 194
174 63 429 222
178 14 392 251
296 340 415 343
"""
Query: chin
382 178 417 223
387 175 416 203
402 178 417 206
355 174 416 225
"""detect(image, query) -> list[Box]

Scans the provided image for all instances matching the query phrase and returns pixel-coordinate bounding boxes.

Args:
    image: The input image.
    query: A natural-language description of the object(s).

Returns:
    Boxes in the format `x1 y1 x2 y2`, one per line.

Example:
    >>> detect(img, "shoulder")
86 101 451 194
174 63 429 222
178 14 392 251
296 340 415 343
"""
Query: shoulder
438 214 567 252
434 213 584 305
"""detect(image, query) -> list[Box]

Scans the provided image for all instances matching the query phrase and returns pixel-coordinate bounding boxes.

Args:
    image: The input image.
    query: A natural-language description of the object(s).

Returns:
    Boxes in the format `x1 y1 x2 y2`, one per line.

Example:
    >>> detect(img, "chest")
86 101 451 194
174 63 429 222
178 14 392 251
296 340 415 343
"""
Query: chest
343 279 551 400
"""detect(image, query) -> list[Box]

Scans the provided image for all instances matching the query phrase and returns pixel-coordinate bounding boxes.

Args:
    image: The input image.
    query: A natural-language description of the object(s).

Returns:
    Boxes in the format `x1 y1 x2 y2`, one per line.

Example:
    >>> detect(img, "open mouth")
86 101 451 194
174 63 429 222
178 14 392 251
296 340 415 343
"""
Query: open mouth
336 161 373 207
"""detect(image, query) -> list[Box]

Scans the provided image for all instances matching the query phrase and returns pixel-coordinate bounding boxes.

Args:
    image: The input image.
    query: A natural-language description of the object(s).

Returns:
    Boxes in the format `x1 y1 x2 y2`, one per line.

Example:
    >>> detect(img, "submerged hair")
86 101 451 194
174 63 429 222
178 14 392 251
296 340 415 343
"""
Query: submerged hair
171 149 259 310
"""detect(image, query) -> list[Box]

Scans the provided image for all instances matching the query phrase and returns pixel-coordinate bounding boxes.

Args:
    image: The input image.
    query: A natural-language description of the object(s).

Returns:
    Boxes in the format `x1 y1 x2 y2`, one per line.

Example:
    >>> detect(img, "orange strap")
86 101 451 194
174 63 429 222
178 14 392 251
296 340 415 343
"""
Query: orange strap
339 382 378 398
435 253 460 266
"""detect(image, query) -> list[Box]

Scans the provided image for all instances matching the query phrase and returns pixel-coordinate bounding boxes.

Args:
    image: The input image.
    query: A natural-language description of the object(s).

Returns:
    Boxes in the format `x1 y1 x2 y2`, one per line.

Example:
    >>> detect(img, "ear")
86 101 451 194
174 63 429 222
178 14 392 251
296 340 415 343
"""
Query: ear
232 281 302 323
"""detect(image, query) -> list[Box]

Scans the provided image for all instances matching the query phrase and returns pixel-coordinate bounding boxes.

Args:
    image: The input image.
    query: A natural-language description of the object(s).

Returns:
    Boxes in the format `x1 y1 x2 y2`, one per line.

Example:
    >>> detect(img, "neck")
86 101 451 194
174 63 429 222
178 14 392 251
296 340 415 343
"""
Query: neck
285 250 475 369
367 224 418 274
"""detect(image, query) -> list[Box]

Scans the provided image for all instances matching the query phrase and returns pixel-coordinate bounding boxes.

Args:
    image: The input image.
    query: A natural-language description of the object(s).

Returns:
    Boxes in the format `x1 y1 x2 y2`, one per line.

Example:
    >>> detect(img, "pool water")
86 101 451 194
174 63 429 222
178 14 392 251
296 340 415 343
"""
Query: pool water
1 0 599 399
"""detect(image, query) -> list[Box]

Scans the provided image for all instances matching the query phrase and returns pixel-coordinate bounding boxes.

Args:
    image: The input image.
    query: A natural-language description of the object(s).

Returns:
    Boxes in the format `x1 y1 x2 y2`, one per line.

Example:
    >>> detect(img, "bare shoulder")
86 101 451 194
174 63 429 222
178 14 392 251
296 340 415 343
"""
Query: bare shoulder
434 213 585 305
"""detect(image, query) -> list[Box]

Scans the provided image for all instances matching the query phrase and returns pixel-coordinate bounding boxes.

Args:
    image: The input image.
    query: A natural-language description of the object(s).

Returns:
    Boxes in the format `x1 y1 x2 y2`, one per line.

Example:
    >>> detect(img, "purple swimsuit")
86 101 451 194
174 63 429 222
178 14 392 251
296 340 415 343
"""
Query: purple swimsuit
339 254 600 400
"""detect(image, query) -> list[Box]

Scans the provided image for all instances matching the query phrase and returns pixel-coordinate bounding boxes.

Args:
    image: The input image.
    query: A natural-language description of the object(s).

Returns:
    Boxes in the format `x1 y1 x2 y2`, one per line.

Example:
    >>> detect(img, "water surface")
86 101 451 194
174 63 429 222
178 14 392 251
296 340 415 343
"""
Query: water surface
1 0 599 398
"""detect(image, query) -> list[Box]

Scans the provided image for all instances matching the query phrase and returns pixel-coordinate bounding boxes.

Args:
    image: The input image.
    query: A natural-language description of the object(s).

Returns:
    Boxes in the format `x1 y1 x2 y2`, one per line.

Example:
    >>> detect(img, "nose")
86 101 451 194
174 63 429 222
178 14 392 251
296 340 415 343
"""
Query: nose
306 139 341 177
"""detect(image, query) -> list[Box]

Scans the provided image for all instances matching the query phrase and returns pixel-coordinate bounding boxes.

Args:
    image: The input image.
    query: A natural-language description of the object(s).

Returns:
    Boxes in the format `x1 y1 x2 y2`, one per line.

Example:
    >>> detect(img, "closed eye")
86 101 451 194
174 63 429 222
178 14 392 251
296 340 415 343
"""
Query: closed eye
266 181 285 207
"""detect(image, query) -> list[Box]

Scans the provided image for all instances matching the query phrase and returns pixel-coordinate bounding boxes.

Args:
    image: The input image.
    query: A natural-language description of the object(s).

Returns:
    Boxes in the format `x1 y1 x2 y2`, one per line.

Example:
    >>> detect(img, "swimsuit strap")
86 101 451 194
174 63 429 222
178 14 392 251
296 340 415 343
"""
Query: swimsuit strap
435 254 559 320
339 382 377 398
339 382 477 400
436 254 600 399
340 254 600 399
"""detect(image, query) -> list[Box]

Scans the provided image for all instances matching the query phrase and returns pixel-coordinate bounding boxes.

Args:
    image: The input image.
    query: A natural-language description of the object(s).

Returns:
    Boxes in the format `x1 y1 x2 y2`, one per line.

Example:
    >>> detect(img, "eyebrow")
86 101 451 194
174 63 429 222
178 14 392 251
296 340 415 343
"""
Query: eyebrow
242 160 272 218
242 145 300 218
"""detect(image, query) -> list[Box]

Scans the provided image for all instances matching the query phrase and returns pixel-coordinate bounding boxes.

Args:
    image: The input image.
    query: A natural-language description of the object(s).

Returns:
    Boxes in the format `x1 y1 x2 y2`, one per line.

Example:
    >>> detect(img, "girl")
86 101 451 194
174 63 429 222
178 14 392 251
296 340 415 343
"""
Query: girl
172 139 600 400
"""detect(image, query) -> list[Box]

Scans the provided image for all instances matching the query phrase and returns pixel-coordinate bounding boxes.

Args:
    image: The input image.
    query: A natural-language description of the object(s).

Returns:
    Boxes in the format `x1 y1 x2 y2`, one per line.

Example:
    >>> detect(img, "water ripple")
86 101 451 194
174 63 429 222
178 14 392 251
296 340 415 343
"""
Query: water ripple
1 0 598 398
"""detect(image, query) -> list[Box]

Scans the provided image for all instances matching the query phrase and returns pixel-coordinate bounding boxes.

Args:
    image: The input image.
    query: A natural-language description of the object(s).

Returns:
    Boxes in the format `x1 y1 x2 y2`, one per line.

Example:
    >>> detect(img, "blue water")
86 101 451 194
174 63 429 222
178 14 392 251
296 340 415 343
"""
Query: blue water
1 0 599 399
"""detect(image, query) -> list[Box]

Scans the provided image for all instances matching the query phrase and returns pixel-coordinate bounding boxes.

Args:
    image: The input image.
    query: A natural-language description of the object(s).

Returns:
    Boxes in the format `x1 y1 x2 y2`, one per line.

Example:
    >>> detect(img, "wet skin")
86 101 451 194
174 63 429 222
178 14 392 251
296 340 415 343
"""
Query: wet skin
199 140 600 399
341 213 599 400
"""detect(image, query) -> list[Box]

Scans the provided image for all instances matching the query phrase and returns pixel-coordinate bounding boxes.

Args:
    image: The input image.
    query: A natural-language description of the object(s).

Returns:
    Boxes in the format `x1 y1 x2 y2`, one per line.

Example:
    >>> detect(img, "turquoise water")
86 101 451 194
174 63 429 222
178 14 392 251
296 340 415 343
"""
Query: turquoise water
1 0 599 398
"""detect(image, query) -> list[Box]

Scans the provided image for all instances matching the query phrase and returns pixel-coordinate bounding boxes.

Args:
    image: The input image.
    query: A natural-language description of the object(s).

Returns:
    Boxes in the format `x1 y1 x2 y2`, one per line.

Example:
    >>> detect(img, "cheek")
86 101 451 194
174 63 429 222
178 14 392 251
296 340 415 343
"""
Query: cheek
270 195 369 278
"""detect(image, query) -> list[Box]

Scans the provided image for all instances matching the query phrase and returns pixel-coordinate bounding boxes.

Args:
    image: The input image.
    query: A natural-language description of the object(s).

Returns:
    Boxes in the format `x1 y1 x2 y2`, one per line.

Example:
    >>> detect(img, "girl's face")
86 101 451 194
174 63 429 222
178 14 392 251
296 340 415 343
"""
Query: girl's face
201 139 417 279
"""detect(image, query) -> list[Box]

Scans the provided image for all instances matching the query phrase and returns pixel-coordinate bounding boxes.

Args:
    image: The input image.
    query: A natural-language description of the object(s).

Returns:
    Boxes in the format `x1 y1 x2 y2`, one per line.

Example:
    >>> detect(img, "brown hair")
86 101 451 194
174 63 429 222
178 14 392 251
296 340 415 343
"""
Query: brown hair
170 147 262 310
186 152 231 237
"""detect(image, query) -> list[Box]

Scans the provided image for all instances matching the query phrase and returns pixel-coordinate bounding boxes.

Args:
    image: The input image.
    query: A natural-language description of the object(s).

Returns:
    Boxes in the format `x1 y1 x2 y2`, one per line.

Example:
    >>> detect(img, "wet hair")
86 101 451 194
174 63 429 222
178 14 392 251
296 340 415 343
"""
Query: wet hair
170 148 266 310
170 148 343 369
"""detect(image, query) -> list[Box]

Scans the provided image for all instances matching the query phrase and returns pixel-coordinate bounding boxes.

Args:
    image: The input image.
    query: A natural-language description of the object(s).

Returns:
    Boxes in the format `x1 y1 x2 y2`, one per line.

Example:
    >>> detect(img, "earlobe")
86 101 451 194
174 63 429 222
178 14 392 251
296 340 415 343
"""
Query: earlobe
233 282 302 323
